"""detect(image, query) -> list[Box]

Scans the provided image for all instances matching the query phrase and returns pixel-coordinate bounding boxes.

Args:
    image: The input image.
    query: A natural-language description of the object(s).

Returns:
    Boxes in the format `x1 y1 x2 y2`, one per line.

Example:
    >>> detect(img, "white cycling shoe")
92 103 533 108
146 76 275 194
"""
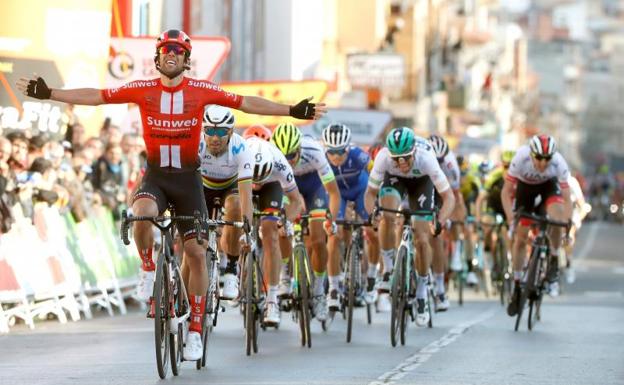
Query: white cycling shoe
377 293 391 312
466 272 479 286
183 331 203 361
264 302 281 326
313 295 328 321
221 273 239 300
415 298 430 327
136 270 155 303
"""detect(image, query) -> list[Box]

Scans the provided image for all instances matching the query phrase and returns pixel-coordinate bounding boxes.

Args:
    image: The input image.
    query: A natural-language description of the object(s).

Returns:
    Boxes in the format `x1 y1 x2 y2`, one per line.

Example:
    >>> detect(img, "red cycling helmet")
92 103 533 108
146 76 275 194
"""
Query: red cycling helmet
156 29 192 54
529 134 556 157
243 124 272 141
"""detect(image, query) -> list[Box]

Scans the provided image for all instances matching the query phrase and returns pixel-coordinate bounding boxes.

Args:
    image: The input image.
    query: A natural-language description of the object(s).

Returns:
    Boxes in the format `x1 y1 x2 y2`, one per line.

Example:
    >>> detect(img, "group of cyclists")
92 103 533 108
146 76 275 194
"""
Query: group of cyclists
16 28 588 364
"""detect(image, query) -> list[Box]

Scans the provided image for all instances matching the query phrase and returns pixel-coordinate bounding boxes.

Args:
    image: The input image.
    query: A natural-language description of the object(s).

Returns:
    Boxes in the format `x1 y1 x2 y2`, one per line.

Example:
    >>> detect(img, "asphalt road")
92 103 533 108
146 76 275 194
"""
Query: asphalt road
1 221 623 385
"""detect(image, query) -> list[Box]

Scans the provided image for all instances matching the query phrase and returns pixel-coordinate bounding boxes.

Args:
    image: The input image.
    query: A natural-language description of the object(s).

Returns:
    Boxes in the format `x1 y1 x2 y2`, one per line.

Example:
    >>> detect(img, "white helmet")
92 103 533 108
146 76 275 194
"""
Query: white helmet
428 134 449 159
202 105 235 129
248 139 274 183
322 123 351 149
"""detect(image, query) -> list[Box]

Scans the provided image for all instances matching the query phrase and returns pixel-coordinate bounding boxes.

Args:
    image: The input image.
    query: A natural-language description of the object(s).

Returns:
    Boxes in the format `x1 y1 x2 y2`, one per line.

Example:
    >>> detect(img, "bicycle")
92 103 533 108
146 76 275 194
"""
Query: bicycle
484 214 512 306
120 209 203 379
197 198 245 369
375 206 438 347
449 216 488 305
238 215 263 356
512 211 569 332
334 218 373 343
282 214 314 348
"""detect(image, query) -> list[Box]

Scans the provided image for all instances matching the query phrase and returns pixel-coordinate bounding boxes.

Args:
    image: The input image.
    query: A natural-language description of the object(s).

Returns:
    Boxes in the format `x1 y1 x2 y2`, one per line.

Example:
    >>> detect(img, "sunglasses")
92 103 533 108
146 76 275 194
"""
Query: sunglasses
532 154 552 161
391 154 413 164
285 149 300 161
326 147 347 156
203 126 230 137
159 44 188 56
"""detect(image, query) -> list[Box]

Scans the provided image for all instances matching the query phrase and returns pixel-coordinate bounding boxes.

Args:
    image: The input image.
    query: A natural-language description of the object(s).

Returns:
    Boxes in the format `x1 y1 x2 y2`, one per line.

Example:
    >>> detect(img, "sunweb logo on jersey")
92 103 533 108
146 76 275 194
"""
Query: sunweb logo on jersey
147 116 198 130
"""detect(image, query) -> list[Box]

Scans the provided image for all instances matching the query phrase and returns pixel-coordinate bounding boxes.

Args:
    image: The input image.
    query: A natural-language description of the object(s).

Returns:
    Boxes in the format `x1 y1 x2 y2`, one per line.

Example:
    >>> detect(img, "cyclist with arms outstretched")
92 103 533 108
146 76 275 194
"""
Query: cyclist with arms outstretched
17 29 325 360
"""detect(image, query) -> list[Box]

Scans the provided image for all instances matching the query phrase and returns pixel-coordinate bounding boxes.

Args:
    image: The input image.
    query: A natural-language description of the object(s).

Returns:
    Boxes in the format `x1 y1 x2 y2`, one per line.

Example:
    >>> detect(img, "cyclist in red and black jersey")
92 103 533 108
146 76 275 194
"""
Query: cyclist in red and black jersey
17 29 325 360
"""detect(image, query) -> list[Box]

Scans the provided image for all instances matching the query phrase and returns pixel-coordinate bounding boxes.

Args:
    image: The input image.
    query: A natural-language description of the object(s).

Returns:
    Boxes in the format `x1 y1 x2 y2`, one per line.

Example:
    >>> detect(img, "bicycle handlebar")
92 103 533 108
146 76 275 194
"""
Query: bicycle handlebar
514 211 571 229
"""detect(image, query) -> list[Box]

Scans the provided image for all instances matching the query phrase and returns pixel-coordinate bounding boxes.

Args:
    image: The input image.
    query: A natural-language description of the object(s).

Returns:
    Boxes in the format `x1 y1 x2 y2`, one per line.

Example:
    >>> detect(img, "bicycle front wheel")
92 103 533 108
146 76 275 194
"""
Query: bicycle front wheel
244 252 256 356
153 252 170 379
295 245 312 348
346 242 359 343
390 246 407 347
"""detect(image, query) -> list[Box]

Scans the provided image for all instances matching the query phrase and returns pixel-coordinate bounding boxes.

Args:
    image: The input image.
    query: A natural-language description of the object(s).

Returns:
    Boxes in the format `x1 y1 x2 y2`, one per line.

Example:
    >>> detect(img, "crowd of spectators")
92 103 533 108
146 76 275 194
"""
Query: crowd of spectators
0 108 145 235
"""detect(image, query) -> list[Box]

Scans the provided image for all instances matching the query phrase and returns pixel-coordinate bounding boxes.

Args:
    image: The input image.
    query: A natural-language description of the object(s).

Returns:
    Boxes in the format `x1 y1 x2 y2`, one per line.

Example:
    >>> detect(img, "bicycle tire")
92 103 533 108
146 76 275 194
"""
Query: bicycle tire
198 255 217 369
244 252 254 356
154 252 170 379
170 265 183 376
346 241 358 343
514 287 527 332
366 303 372 325
528 298 538 330
390 247 406 347
427 279 434 328
252 261 261 353
296 245 312 348
495 237 505 306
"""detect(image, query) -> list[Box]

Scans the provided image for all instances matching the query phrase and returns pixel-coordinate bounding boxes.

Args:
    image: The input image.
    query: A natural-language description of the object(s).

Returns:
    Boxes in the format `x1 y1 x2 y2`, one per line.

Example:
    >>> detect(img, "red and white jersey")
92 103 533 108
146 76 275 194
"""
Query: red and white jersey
506 145 570 187
102 77 243 172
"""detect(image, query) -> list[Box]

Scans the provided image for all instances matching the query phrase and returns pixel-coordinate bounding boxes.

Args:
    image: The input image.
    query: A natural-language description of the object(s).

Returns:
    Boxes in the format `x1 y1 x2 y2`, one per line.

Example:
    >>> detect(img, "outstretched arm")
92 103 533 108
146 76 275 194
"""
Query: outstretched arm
16 74 105 106
239 96 326 120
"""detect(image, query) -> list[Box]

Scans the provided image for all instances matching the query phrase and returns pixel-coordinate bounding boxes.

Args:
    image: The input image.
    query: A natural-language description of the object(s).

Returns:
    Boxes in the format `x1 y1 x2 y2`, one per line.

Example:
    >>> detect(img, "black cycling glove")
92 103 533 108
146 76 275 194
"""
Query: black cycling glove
26 77 52 100
289 97 316 119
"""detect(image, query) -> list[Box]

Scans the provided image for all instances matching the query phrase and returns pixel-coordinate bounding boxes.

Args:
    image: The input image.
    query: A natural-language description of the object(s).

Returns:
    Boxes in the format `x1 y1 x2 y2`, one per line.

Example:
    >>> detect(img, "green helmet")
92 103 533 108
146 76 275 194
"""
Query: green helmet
501 150 515 165
271 122 302 155
385 127 415 156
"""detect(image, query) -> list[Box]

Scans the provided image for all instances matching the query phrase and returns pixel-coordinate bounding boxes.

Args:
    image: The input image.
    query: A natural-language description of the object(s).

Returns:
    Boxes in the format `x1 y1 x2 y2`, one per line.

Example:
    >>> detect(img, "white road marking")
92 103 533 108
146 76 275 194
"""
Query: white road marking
368 309 496 385
576 222 600 261
583 291 623 299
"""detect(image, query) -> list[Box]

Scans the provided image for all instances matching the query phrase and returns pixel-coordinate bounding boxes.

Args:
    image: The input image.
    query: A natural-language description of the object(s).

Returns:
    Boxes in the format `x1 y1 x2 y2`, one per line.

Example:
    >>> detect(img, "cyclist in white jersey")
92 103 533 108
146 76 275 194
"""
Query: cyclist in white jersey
271 123 341 322
428 134 467 310
502 135 572 315
246 137 304 326
563 175 586 284
197 105 255 301
364 127 455 326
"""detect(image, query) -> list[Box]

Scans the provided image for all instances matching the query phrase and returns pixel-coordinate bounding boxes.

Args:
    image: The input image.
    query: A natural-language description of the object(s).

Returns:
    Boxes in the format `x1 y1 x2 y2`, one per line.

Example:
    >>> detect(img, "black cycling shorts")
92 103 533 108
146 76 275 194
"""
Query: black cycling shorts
134 167 207 241
253 181 283 218
379 174 436 211
513 177 563 216
203 184 238 219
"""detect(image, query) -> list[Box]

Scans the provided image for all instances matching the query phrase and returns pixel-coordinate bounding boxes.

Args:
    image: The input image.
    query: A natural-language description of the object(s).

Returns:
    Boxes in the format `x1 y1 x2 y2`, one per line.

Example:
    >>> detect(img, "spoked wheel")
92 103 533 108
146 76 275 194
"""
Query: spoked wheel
170 267 184 376
296 247 312 348
514 287 527 332
426 281 434 328
198 258 218 370
346 243 358 343
244 253 256 356
390 248 406 347
153 254 170 379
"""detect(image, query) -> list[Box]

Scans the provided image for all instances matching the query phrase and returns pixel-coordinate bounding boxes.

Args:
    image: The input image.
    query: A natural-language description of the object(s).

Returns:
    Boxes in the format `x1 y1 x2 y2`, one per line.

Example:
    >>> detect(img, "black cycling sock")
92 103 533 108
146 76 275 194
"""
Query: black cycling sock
225 254 238 274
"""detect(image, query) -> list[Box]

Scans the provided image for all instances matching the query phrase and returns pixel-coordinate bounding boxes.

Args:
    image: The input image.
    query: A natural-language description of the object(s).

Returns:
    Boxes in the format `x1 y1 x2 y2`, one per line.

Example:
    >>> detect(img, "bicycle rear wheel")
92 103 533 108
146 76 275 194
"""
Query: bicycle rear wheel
426 277 434 328
153 252 170 379
390 247 406 347
346 242 359 343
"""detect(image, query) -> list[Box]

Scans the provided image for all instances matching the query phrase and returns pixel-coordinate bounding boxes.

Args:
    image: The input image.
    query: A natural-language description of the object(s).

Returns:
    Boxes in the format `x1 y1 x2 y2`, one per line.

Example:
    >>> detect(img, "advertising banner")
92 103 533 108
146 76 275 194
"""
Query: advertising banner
221 80 328 128
0 0 112 137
